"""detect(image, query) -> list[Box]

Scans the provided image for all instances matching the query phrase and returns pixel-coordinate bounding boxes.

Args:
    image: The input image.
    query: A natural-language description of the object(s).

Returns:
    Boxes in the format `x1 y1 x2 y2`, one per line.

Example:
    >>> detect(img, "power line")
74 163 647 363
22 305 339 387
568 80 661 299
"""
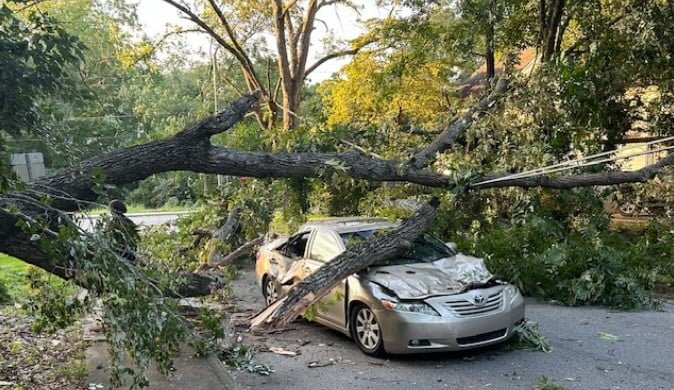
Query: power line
473 137 674 186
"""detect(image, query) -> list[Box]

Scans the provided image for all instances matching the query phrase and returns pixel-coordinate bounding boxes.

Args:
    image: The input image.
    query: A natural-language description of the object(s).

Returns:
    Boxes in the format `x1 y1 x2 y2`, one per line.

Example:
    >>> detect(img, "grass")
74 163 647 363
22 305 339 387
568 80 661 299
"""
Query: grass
0 253 76 304
0 253 32 302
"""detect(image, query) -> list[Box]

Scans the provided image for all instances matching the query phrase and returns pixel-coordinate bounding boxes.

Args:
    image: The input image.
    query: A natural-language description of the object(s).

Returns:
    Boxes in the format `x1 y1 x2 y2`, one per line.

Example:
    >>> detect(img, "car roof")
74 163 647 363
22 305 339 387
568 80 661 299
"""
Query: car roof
299 217 397 234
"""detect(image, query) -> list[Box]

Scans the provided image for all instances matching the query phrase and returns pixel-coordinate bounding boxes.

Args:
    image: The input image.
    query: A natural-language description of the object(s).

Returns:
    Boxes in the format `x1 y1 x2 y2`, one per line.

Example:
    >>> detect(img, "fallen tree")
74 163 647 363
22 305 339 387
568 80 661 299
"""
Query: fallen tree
1 89 673 313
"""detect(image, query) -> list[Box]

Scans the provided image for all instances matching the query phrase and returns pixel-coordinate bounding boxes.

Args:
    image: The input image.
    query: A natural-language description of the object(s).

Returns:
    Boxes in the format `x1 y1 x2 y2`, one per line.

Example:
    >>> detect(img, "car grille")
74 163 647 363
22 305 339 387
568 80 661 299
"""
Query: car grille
444 291 503 317
457 328 507 346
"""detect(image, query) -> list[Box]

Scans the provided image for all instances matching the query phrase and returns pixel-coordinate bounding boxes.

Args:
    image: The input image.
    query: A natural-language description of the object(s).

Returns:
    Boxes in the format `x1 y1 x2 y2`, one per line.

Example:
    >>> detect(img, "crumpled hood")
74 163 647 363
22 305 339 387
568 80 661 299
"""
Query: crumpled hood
363 253 494 299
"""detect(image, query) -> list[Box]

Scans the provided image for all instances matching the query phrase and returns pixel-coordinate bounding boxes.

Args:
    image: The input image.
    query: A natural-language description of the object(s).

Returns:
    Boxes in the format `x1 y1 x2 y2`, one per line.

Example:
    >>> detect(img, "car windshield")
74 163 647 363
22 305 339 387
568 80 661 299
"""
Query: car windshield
340 230 456 266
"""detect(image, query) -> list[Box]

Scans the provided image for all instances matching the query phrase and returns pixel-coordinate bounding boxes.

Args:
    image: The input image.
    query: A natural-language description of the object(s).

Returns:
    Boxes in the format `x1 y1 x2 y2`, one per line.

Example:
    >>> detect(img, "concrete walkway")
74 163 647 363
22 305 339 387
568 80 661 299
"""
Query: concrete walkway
86 341 240 389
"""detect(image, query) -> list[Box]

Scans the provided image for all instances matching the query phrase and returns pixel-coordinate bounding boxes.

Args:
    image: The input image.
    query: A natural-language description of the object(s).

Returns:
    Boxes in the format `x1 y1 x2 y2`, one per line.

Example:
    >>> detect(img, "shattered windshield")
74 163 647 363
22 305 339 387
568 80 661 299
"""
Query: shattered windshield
340 231 456 265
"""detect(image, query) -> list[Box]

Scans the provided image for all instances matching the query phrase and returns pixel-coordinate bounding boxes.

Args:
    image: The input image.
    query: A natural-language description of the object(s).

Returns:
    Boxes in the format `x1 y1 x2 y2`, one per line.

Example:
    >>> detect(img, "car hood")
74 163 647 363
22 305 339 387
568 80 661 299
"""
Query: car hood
362 253 494 299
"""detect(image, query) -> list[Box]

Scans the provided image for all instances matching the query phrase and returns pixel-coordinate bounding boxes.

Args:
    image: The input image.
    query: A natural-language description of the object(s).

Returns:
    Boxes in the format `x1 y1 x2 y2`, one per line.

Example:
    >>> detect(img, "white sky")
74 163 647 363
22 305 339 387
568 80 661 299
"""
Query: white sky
136 1 399 83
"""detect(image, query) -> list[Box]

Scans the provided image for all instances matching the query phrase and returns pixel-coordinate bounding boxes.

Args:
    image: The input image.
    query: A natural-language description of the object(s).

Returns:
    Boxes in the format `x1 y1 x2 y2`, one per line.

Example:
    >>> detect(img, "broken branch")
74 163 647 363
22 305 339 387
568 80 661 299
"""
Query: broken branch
197 236 264 272
409 77 509 169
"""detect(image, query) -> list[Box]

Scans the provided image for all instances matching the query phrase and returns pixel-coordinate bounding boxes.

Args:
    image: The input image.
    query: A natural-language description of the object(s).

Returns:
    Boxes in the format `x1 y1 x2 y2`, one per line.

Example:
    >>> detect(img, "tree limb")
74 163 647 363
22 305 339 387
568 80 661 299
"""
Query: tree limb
250 198 440 332
206 0 264 94
409 77 509 169
161 0 265 93
196 236 264 272
472 152 674 189
303 47 360 79
1 93 672 299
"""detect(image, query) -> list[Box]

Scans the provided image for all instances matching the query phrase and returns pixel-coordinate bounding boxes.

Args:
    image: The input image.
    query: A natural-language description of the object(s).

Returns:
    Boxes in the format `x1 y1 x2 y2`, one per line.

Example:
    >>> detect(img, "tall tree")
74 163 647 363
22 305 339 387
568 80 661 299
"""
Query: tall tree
161 0 370 131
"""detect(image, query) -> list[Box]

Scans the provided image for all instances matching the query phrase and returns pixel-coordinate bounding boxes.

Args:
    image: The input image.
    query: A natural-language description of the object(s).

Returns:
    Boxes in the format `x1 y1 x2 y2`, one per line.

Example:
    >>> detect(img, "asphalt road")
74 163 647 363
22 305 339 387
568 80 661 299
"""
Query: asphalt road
77 211 189 232
227 265 674 390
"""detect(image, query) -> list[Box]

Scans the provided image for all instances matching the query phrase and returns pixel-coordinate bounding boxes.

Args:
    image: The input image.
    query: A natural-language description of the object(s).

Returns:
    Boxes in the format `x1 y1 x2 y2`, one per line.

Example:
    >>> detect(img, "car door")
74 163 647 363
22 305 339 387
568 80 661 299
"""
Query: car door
305 229 347 328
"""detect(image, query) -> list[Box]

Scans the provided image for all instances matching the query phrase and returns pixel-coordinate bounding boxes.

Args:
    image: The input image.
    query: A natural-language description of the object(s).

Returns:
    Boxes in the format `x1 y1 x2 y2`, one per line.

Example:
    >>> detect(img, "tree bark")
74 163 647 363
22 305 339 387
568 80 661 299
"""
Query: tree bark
540 0 565 61
206 205 242 264
485 1 496 80
249 198 440 332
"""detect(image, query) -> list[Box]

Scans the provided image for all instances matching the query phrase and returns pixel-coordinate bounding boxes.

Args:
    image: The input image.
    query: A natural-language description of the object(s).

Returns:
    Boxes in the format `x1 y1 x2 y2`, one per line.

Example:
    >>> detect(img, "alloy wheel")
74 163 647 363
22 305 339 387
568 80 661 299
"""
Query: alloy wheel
265 278 278 305
355 307 380 350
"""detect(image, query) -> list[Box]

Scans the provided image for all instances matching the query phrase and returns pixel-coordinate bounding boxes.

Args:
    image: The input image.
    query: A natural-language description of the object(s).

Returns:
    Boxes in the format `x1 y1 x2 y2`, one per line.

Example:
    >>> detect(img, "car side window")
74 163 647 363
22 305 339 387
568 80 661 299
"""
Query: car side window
309 231 340 263
282 232 310 259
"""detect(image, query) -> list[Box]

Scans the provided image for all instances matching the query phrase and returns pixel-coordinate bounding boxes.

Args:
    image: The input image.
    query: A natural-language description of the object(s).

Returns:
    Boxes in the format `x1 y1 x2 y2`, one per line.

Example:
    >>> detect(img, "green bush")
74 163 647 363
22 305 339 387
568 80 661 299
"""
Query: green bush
463 213 664 310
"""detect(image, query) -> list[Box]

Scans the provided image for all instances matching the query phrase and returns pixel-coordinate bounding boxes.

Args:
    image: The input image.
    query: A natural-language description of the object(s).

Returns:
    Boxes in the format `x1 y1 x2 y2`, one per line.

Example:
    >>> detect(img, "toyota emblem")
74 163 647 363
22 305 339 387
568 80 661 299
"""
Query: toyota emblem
473 294 485 305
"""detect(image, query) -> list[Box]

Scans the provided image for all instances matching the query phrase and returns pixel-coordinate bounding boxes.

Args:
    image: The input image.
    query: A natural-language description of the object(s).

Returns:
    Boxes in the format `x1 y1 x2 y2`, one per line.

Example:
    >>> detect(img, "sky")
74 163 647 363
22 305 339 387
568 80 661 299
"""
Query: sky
135 0 398 83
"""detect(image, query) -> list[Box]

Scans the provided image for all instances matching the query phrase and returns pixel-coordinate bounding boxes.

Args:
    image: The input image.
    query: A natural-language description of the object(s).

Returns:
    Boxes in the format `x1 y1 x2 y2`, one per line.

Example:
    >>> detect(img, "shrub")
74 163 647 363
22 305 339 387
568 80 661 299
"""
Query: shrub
464 213 663 310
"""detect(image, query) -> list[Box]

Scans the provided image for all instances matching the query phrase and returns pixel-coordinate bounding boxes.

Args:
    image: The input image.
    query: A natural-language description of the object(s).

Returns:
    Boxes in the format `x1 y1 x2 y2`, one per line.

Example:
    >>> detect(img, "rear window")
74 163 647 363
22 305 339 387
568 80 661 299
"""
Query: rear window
340 231 456 265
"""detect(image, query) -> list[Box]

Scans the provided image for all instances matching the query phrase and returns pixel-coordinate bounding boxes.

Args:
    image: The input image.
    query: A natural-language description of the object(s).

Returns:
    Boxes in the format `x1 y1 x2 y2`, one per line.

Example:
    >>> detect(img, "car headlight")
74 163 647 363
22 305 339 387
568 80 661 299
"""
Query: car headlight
381 300 440 316
503 284 520 302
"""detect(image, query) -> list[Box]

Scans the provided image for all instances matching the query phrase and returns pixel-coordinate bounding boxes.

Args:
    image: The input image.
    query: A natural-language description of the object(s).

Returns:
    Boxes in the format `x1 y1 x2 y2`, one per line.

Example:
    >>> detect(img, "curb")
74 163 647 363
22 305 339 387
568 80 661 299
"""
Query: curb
206 354 243 390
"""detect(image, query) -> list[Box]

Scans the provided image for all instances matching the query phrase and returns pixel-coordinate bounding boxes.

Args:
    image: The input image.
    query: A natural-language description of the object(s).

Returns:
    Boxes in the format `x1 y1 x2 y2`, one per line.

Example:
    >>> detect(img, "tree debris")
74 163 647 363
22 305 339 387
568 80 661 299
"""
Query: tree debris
269 347 298 356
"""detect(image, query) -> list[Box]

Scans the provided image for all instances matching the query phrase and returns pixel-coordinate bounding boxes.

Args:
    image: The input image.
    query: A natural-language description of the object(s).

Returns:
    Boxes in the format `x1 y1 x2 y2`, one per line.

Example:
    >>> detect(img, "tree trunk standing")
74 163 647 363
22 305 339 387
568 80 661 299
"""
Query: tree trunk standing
541 0 565 61
163 0 367 132
485 1 496 80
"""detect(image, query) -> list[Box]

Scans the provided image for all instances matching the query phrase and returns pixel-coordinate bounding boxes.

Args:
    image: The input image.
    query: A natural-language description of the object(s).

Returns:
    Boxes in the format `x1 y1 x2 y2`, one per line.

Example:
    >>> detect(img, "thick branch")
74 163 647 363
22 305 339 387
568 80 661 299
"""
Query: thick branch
0 94 260 297
250 198 439 332
272 0 294 94
472 152 674 189
303 48 360 79
197 236 264 272
206 205 242 263
409 77 509 169
206 0 263 93
295 0 319 82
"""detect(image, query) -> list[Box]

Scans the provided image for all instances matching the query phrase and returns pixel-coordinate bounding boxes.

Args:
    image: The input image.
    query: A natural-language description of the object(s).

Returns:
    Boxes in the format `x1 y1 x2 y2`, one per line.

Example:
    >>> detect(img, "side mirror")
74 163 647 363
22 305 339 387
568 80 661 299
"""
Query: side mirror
445 242 458 252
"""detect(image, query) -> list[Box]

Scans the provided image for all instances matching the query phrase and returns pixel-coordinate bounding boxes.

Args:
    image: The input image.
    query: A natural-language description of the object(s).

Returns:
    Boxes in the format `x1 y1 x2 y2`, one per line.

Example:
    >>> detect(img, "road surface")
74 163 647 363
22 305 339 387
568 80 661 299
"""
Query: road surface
76 211 190 232
225 264 674 390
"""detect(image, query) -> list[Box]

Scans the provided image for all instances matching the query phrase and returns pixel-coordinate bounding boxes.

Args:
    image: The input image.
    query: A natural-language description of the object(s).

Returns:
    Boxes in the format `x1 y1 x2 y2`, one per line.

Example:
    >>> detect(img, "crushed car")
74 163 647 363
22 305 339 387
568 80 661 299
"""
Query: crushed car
255 217 525 356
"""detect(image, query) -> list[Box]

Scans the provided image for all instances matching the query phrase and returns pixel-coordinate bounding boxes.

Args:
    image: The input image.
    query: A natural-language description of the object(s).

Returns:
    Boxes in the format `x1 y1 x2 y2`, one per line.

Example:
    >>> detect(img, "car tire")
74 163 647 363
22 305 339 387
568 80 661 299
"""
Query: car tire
349 304 385 357
263 275 279 305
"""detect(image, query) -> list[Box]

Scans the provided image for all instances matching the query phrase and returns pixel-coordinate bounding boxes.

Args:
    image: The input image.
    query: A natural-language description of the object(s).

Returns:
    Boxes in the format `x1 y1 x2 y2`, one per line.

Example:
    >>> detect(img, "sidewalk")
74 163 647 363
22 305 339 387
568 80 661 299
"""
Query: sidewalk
86 341 240 389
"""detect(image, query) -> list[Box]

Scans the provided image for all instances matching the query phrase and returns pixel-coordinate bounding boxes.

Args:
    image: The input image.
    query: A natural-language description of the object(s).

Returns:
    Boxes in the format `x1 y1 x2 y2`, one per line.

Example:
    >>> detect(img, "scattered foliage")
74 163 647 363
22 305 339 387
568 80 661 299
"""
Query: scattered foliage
218 345 274 376
0 308 87 389
535 375 565 390
507 319 552 353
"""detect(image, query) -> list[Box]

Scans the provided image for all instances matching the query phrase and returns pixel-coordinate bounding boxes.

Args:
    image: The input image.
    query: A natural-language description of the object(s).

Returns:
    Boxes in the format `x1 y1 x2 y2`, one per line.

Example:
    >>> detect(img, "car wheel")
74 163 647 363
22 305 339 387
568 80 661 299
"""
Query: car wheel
350 304 385 356
263 276 279 305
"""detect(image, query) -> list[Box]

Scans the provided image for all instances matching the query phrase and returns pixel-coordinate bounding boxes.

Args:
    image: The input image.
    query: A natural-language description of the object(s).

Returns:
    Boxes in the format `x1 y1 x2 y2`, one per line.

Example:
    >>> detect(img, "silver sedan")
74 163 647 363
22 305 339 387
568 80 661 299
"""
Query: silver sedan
255 218 525 356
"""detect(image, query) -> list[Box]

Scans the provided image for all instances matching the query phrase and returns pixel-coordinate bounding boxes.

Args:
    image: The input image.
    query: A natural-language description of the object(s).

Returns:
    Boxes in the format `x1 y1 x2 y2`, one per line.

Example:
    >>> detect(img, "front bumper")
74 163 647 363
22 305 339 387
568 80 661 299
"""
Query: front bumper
374 287 525 354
